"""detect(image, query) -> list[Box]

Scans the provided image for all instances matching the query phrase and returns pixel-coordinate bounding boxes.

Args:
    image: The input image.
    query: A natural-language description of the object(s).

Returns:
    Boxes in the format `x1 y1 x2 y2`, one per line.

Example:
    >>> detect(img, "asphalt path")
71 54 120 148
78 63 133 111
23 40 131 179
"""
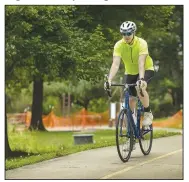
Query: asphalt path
6 135 183 179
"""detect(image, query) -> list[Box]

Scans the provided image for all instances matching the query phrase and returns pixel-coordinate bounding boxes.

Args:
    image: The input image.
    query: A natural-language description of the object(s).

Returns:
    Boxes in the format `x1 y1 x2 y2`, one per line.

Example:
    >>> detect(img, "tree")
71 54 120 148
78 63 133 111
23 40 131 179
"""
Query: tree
5 6 111 130
147 5 183 113
43 79 106 112
5 96 12 158
6 5 183 131
72 80 106 110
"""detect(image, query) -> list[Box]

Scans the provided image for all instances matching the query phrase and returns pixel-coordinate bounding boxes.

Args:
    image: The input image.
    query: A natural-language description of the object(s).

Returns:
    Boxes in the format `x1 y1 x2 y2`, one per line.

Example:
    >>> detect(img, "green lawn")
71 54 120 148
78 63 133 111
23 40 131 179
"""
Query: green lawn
6 126 181 170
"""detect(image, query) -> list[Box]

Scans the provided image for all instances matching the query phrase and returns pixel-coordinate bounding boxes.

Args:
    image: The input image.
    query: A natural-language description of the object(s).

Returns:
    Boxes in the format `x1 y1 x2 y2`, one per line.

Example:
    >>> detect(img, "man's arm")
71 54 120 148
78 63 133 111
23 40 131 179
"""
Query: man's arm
138 54 147 79
108 56 121 83
138 38 149 79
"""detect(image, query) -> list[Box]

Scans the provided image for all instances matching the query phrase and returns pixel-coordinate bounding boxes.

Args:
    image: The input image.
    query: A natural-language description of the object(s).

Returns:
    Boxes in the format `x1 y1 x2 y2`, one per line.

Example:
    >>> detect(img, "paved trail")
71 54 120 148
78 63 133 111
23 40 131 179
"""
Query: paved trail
6 135 183 179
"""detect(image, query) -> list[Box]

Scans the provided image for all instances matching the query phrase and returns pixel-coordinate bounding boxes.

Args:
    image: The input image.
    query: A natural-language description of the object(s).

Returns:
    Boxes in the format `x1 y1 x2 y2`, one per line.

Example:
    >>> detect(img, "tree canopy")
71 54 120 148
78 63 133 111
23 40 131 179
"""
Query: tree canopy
5 5 183 119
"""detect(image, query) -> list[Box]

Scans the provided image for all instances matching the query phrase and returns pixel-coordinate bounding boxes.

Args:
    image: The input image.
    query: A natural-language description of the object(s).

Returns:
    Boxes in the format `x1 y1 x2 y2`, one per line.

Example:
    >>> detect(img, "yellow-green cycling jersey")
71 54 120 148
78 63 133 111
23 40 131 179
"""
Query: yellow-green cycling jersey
113 36 154 75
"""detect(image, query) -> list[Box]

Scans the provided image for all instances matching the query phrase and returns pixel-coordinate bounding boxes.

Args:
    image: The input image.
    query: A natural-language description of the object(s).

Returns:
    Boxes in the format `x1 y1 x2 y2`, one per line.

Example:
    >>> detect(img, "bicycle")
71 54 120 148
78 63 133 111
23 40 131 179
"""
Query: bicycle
105 79 153 162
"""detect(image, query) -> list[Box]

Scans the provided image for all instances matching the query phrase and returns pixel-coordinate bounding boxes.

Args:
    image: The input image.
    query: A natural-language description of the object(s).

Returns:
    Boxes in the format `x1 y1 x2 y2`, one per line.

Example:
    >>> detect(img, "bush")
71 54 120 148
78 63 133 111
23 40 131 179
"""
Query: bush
88 98 108 113
150 92 176 118
6 89 32 113
43 96 61 115
70 103 83 114
151 102 176 118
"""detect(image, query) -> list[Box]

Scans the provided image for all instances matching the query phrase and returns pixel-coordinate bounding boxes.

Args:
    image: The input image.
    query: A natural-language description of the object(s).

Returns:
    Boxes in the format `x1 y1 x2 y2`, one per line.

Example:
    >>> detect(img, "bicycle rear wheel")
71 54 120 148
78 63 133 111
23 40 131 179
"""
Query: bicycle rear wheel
139 124 153 155
116 109 134 162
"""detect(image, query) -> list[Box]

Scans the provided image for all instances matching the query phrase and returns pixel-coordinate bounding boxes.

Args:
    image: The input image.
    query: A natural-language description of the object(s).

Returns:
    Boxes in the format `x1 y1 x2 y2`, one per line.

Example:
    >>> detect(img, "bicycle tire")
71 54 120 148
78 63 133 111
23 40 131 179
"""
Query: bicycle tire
139 124 153 155
116 109 134 162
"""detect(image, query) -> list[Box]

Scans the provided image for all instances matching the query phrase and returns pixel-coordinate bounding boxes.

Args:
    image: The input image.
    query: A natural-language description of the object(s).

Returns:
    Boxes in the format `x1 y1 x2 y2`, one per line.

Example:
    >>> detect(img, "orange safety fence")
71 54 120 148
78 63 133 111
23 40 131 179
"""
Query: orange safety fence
153 110 183 129
24 108 110 129
7 109 183 130
7 113 27 124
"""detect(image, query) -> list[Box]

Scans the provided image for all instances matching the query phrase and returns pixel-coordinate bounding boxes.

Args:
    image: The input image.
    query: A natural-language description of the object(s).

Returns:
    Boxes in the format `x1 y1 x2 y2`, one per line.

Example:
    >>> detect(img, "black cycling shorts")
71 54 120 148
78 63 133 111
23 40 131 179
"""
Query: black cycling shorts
123 70 154 97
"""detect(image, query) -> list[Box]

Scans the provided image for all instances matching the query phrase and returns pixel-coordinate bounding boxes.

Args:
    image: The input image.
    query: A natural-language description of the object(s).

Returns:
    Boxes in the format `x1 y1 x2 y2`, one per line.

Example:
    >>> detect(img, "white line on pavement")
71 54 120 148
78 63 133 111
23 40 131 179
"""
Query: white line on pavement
100 149 182 179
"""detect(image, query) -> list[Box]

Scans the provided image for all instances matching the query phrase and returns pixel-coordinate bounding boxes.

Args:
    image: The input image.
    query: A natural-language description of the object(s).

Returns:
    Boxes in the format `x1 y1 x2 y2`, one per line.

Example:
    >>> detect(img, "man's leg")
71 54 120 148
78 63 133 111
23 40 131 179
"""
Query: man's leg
137 86 149 108
136 70 154 127
124 74 138 112
124 74 138 150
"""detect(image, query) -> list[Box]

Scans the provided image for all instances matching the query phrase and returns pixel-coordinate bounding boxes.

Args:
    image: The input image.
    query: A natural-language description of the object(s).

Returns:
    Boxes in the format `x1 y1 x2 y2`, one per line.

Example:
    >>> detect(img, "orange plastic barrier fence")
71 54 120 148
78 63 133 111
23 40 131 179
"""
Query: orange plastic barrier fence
8 109 183 129
153 110 183 129
25 108 110 128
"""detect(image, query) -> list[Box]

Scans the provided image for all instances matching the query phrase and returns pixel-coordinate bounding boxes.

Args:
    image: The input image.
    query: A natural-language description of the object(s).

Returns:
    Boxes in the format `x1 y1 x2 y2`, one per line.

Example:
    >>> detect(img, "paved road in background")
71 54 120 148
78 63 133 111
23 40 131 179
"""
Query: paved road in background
6 135 183 179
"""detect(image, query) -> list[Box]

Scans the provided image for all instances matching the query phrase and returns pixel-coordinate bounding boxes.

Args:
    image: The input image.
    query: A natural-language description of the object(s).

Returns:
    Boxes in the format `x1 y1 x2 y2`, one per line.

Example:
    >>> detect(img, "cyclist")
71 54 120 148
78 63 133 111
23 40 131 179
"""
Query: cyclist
105 21 154 129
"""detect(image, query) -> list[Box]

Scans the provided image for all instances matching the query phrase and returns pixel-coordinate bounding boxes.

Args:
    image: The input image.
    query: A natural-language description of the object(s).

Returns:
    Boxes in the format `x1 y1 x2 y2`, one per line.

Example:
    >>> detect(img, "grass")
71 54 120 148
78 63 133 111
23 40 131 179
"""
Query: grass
6 126 181 170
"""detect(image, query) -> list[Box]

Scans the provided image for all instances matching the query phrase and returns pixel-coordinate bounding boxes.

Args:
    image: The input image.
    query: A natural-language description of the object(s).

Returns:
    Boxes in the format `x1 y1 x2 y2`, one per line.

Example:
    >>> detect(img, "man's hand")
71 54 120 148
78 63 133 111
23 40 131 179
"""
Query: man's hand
136 78 147 90
104 80 111 91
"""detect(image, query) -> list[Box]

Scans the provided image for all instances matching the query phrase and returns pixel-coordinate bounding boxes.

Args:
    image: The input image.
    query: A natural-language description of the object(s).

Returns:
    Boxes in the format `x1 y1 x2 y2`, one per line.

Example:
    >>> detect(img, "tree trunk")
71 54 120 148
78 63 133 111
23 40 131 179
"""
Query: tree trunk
170 88 176 106
60 94 63 116
75 99 89 110
84 100 89 110
29 76 46 131
175 88 183 110
170 88 183 111
5 102 12 158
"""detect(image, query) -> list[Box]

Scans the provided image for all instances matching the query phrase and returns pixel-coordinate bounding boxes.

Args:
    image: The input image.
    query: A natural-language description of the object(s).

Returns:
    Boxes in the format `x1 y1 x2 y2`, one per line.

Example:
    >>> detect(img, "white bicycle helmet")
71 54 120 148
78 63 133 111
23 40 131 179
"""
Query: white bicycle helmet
120 21 137 35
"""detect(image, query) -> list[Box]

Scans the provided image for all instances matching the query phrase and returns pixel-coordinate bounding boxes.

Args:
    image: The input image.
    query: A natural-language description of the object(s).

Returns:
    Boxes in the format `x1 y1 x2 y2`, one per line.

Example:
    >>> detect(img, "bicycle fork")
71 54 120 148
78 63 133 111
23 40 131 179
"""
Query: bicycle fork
119 112 127 137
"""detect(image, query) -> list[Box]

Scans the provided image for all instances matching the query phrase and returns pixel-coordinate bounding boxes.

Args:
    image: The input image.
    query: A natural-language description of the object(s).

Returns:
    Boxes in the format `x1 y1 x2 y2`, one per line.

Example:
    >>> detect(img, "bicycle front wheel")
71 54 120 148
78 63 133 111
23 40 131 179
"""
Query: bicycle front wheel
139 124 153 155
116 109 134 162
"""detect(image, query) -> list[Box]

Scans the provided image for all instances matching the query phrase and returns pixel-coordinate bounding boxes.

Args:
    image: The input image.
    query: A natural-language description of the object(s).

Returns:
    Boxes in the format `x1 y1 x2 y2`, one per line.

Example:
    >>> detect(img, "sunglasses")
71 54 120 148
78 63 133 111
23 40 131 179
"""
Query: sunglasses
121 32 133 36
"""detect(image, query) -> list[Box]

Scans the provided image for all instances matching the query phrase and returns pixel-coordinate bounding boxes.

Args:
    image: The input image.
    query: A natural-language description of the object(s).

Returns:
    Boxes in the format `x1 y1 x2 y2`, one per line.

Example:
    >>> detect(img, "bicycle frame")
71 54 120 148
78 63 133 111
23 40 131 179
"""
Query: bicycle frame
107 80 153 160
124 88 141 139
109 82 152 139
126 89 153 138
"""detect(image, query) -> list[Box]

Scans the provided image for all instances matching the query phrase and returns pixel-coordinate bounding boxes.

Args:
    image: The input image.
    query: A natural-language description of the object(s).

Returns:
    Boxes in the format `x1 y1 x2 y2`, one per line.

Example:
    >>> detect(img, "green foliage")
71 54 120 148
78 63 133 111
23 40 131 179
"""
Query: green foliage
6 88 32 113
5 5 183 117
151 91 176 118
43 81 74 97
43 96 61 115
70 103 83 114
6 6 74 83
72 79 107 109
88 98 108 113
5 5 111 86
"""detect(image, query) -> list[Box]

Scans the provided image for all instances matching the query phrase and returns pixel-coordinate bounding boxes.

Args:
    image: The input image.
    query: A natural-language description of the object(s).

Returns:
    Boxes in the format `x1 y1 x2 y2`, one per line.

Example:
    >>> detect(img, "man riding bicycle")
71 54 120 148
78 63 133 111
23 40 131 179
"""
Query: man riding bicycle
104 21 154 128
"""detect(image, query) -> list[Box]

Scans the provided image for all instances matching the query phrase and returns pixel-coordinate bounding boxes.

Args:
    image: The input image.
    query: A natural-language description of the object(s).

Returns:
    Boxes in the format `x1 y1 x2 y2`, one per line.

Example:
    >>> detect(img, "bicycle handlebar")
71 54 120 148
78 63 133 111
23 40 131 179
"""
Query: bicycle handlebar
111 83 137 87
106 83 144 97
104 74 144 97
